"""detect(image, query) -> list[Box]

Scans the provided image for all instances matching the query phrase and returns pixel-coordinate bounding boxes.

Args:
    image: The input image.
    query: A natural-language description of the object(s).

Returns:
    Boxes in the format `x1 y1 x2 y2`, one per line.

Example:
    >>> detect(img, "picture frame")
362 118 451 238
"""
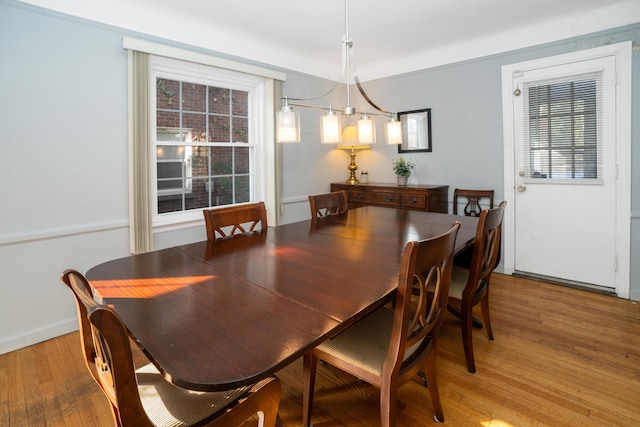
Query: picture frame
397 108 432 153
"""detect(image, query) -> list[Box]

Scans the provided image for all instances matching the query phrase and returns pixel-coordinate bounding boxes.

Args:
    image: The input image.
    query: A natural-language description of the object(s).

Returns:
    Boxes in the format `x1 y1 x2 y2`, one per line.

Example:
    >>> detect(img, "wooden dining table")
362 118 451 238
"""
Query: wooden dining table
86 206 478 392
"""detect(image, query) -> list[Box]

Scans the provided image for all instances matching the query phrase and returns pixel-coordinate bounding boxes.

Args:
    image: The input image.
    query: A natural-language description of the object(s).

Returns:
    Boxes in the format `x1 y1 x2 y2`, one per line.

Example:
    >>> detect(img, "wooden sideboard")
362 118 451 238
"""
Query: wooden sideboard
331 182 449 213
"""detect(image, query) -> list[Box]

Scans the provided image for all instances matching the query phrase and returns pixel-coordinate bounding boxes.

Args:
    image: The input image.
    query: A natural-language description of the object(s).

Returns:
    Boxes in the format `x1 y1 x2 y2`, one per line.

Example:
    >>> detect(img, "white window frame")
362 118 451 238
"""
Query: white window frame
150 55 269 230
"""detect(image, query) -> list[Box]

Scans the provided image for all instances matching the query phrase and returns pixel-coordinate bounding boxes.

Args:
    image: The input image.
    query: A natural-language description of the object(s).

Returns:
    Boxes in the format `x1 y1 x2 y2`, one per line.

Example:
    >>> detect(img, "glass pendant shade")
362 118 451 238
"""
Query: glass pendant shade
357 114 375 145
276 106 300 143
385 118 402 145
321 110 342 144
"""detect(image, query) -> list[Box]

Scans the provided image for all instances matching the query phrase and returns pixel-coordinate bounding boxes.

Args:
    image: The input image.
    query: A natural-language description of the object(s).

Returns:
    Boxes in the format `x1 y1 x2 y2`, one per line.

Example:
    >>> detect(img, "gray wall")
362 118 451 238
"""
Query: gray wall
1 0 638 354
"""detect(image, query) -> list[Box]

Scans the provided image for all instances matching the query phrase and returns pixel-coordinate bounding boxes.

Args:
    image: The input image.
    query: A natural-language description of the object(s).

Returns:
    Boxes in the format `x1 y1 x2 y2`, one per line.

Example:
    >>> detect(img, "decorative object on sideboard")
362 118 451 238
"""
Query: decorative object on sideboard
360 169 369 184
392 157 416 186
275 0 402 146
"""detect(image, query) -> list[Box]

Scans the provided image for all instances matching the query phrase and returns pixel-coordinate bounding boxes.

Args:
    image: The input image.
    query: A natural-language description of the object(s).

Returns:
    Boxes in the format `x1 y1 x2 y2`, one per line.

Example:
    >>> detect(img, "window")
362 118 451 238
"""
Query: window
151 56 267 226
523 72 602 182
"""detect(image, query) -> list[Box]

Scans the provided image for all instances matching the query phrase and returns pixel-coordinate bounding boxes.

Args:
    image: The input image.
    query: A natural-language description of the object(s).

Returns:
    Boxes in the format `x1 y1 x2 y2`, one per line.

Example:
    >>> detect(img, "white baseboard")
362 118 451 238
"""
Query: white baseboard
0 318 78 355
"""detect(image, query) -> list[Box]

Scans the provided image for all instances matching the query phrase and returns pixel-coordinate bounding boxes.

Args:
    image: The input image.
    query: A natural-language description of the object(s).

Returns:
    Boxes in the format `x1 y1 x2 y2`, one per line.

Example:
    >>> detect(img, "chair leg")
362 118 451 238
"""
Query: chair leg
423 345 444 423
461 303 476 374
379 375 398 427
481 289 494 341
446 303 462 319
302 352 317 427
448 303 483 329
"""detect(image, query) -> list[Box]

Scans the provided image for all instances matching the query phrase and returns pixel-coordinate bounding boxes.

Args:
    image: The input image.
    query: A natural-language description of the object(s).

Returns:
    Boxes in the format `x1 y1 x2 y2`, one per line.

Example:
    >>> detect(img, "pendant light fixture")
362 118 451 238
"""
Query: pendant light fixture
276 0 402 146
275 97 300 143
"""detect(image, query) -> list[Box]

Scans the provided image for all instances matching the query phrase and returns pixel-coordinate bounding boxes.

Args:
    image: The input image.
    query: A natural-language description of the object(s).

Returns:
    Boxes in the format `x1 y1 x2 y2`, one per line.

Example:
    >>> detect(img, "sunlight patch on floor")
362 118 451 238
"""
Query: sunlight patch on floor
482 420 515 427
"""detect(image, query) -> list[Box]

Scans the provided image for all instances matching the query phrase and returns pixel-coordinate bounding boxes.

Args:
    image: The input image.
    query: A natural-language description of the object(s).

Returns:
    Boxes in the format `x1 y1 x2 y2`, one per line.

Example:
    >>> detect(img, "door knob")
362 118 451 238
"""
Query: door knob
518 184 526 192
518 170 526 177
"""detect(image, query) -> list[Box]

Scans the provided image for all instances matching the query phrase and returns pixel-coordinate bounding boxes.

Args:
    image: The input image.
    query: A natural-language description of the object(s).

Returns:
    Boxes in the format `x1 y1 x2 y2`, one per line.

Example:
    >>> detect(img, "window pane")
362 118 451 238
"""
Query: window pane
191 146 209 178
212 176 233 206
157 111 180 129
209 87 230 115
550 116 572 146
157 79 179 109
157 145 187 159
182 82 206 112
234 175 250 203
235 147 250 174
183 113 206 142
157 162 183 190
550 148 573 178
191 178 210 210
158 195 184 213
233 91 248 116
209 115 230 142
211 147 232 175
232 117 248 142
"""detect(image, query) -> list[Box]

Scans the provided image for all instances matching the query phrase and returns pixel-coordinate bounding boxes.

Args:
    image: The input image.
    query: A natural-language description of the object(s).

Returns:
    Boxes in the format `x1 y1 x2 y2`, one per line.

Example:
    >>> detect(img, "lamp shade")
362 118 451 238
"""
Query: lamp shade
357 114 375 145
385 118 402 145
337 124 370 150
337 124 355 147
276 106 300 143
321 110 342 144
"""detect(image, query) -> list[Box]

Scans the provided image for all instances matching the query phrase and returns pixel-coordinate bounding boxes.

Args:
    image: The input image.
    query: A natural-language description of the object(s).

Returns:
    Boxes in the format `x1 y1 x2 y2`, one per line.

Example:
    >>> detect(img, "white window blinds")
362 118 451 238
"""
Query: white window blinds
522 71 603 183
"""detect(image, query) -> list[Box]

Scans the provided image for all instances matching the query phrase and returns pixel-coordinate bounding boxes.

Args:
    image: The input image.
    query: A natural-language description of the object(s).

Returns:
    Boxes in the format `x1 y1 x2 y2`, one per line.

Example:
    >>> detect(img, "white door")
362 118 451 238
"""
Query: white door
501 43 631 297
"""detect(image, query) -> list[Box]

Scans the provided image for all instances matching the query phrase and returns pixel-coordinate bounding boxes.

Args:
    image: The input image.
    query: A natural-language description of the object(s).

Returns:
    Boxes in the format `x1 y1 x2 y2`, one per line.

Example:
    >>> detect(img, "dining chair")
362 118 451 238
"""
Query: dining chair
453 188 494 217
302 222 461 426
308 190 348 221
60 269 282 427
447 201 506 374
203 201 267 240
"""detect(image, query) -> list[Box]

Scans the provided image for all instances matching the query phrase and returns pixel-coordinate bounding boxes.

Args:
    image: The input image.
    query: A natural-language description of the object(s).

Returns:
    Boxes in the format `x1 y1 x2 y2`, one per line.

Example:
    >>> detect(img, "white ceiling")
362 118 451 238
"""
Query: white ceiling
18 0 640 81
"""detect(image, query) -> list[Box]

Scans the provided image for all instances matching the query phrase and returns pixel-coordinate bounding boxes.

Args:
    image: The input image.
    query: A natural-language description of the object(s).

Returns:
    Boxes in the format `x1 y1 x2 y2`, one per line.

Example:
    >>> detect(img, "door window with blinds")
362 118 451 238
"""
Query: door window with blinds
522 71 602 183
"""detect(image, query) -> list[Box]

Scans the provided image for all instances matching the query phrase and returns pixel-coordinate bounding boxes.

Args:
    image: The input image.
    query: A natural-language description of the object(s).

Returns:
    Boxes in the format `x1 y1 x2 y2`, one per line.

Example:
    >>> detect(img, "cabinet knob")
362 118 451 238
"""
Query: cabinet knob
356 193 364 200
409 197 417 203
385 196 394 202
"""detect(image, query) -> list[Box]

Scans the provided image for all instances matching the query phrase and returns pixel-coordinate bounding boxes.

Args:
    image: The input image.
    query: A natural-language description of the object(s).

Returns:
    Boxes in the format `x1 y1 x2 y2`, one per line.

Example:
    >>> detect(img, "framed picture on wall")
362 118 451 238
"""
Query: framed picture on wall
397 108 432 153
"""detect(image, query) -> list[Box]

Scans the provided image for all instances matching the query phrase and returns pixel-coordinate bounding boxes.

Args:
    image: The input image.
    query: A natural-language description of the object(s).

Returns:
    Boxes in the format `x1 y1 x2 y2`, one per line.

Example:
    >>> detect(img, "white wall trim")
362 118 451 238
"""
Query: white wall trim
0 219 129 247
122 36 287 82
281 195 309 205
0 317 77 355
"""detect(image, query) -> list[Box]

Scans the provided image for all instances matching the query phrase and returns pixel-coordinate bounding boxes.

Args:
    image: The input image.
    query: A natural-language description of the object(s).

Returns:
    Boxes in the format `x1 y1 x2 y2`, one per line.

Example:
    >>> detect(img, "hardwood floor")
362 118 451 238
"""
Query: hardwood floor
2 273 639 426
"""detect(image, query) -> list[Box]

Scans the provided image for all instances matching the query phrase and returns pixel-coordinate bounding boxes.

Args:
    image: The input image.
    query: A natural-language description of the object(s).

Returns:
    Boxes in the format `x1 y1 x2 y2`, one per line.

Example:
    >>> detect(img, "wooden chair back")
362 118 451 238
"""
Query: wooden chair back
302 222 460 426
453 188 494 217
446 201 506 373
308 191 348 221
389 222 460 383
61 269 281 427
61 269 158 425
464 201 506 298
203 201 267 240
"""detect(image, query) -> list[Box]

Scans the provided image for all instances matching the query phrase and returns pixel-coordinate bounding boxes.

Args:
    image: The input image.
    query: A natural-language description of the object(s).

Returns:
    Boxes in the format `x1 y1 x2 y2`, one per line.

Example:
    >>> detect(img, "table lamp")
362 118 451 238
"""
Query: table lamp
337 123 373 185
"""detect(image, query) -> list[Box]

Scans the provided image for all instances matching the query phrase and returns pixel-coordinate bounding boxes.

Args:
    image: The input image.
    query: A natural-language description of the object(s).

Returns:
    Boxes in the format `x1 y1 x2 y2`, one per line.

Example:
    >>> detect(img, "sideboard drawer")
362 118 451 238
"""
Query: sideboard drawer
352 190 400 206
400 194 426 209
